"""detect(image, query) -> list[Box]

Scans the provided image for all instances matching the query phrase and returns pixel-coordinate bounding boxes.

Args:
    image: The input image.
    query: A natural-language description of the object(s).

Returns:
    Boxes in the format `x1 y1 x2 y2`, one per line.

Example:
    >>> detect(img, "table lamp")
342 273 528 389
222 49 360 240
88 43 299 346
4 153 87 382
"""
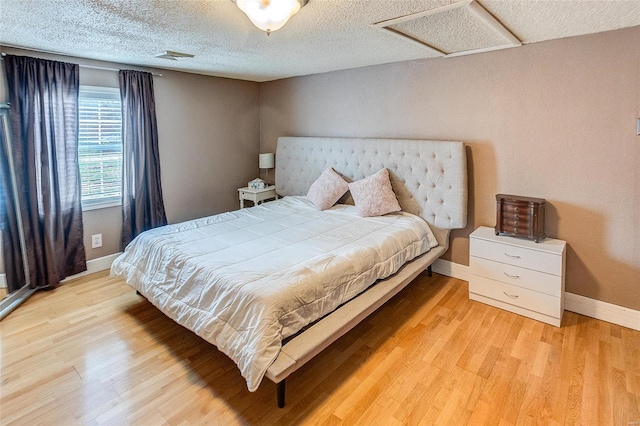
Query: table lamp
259 153 275 185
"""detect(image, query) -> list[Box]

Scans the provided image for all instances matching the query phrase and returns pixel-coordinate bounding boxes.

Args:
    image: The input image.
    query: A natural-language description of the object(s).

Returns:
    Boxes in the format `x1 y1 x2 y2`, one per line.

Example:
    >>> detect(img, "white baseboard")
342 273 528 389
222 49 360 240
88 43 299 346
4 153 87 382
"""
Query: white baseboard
0 273 6 289
564 292 640 331
432 259 469 281
62 252 121 283
434 260 639 331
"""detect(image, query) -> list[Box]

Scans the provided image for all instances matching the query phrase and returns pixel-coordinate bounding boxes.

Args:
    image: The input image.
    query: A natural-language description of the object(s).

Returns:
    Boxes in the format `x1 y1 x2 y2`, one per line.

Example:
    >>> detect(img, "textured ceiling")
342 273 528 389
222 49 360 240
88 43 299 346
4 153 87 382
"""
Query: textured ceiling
369 0 527 59
395 8 503 52
0 0 639 82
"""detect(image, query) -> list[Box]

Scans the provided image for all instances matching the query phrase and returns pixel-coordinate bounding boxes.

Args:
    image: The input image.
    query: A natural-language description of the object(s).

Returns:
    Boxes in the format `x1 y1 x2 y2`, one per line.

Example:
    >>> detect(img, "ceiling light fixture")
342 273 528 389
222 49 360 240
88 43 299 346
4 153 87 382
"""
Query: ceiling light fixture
233 0 308 35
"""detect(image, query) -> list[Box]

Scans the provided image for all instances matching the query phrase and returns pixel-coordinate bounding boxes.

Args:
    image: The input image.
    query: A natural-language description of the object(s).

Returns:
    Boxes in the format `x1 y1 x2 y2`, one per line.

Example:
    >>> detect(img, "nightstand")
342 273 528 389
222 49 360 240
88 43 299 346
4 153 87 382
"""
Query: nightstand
238 186 278 209
469 226 566 327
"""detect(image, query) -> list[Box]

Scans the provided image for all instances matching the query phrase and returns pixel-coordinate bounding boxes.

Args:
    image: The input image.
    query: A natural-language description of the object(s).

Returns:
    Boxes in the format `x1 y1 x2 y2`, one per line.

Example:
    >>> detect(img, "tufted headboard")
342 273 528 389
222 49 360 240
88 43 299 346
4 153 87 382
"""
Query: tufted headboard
275 137 467 249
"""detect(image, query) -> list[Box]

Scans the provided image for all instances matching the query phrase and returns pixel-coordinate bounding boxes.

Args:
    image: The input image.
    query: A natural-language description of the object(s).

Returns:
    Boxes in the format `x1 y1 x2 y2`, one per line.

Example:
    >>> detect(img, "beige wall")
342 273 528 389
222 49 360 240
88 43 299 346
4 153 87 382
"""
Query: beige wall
2 28 639 310
1 47 260 261
260 27 640 310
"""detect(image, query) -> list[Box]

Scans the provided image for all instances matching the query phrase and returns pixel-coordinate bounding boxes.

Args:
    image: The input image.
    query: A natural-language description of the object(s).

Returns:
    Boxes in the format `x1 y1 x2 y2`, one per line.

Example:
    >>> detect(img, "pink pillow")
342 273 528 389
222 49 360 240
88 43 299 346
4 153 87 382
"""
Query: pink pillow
307 168 349 210
349 168 401 217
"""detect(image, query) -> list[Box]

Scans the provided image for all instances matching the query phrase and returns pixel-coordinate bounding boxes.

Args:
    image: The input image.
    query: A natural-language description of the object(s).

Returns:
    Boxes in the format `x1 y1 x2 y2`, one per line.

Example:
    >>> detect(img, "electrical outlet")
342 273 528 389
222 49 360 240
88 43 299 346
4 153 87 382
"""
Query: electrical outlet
637 118 640 135
91 234 102 249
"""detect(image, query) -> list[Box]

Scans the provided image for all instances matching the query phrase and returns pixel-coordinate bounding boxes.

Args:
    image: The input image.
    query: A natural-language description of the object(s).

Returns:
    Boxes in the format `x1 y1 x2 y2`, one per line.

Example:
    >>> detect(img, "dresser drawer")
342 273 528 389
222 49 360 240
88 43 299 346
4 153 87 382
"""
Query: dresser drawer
500 218 533 230
498 224 531 238
500 210 534 222
469 275 561 319
469 256 562 297
501 203 533 214
470 238 562 276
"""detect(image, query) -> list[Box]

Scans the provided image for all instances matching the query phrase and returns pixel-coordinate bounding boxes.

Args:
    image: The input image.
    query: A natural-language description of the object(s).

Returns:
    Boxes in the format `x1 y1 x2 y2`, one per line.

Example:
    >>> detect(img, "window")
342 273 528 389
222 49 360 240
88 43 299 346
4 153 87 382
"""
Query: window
78 86 122 210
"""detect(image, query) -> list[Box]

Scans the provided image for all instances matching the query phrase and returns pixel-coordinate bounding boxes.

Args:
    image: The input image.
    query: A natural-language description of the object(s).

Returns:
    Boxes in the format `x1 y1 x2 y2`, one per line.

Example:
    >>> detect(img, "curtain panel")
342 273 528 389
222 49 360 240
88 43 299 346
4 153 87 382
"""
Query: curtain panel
119 70 167 249
4 54 86 289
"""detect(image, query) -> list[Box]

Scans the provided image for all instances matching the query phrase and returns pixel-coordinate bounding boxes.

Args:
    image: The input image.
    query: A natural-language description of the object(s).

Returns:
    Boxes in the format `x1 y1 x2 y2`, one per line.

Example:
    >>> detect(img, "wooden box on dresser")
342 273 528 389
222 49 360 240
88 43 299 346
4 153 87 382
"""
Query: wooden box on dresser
495 194 546 242
469 226 566 327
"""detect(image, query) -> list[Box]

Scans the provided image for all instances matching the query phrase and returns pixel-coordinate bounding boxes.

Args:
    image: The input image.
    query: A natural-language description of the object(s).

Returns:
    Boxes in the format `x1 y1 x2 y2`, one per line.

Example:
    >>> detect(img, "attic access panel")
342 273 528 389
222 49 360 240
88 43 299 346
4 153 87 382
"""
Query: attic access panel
372 0 521 57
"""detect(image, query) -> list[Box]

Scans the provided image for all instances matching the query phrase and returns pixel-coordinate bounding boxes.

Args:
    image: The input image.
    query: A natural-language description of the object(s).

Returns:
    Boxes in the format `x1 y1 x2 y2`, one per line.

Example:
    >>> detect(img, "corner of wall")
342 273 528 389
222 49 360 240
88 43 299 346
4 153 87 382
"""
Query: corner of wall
258 83 263 152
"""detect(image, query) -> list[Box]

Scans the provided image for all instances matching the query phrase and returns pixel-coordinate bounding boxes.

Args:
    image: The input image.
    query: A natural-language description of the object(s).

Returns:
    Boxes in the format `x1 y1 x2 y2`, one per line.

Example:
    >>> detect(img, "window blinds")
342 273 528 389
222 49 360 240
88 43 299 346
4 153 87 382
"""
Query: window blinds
78 86 122 207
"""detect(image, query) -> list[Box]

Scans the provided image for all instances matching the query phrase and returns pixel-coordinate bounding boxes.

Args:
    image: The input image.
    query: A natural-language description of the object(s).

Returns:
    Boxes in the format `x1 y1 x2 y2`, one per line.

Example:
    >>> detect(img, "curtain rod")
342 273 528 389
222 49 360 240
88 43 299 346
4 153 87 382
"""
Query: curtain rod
0 52 162 77
79 63 162 77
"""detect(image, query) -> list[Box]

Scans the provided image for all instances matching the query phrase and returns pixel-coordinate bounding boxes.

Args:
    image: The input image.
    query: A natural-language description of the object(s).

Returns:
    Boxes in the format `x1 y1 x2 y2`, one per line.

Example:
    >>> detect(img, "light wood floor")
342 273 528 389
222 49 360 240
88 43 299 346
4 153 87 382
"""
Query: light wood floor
1 271 638 425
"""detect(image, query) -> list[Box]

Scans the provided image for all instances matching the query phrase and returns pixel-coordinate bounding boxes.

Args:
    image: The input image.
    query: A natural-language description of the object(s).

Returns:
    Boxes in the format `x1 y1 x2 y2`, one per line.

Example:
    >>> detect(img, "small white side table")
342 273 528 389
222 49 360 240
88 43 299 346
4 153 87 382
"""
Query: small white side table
238 186 278 209
469 226 566 327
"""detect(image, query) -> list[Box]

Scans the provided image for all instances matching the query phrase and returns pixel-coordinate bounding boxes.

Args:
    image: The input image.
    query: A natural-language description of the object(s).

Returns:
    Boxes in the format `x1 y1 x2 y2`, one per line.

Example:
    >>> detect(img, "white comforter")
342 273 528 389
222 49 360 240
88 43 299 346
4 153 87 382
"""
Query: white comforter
111 196 437 391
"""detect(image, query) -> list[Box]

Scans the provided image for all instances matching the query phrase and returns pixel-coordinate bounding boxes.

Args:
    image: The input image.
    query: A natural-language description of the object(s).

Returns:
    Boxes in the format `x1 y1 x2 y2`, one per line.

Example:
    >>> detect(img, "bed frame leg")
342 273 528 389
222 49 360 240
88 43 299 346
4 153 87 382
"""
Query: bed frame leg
277 380 286 408
427 265 433 277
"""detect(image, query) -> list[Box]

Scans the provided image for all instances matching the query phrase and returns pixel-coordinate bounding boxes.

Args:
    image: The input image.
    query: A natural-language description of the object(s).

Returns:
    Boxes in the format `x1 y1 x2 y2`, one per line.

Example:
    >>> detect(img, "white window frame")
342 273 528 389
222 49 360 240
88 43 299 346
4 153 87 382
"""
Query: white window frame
78 85 122 211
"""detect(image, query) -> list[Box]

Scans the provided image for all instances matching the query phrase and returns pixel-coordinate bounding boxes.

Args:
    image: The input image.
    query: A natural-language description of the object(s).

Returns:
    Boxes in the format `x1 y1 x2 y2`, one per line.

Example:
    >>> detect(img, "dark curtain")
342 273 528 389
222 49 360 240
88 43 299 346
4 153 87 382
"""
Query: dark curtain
0 110 27 292
4 55 86 290
119 70 167 249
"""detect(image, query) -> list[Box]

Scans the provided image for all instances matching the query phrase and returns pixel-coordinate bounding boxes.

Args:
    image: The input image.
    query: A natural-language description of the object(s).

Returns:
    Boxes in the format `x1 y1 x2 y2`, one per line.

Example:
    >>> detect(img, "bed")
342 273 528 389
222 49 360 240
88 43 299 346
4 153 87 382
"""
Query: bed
111 136 467 407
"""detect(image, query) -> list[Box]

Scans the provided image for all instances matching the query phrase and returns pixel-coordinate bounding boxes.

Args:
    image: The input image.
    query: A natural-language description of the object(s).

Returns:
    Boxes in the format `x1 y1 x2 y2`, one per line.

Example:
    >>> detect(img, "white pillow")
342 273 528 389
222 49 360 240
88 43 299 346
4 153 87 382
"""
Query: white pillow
349 168 401 217
306 167 349 210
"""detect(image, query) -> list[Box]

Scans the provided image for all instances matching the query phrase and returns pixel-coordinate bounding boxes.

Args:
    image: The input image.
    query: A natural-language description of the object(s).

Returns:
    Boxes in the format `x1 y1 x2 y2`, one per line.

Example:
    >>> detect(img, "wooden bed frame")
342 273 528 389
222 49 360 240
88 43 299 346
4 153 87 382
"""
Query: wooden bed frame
268 137 468 407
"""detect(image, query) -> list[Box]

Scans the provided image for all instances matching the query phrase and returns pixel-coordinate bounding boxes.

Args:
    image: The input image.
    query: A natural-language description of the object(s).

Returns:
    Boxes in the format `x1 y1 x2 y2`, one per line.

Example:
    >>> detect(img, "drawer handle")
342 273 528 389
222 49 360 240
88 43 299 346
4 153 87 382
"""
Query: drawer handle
503 272 520 279
503 292 519 299
504 253 521 259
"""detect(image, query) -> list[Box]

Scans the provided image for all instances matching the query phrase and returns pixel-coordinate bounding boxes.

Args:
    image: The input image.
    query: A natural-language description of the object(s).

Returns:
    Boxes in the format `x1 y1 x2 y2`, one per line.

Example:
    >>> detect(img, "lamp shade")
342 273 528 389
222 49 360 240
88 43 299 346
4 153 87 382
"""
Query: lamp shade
259 153 275 169
235 0 306 34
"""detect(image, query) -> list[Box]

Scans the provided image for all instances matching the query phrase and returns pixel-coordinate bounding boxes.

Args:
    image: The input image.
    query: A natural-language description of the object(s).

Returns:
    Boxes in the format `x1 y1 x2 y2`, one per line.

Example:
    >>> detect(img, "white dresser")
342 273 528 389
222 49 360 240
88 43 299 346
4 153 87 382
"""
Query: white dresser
469 226 566 327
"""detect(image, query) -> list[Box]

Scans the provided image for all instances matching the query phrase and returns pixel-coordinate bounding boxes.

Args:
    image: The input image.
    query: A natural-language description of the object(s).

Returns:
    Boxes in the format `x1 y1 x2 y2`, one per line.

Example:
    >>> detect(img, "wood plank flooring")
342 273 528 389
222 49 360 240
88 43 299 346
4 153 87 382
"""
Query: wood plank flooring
1 271 638 425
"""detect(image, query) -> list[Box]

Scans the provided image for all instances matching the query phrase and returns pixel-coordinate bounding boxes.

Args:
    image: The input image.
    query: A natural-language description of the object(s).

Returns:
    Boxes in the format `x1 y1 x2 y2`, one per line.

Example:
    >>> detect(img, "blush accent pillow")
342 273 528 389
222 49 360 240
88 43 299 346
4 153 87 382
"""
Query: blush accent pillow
306 167 349 210
349 168 402 217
